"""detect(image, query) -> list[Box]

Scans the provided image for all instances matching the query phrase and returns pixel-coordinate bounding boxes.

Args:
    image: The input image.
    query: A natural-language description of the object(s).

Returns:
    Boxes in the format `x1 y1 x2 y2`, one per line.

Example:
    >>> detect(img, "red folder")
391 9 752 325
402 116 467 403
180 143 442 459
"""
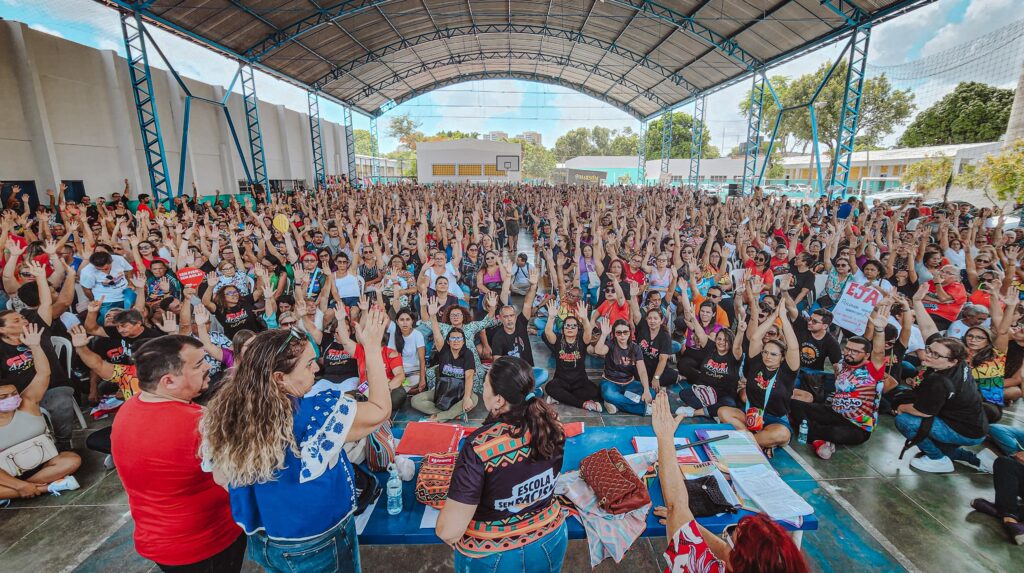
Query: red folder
562 421 585 438
395 421 465 456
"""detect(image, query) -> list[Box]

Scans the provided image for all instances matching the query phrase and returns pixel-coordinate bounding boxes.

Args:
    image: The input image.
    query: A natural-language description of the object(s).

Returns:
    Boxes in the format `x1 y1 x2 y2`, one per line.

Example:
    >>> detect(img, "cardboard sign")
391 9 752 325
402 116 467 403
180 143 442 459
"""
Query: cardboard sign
831 281 883 335
177 267 205 289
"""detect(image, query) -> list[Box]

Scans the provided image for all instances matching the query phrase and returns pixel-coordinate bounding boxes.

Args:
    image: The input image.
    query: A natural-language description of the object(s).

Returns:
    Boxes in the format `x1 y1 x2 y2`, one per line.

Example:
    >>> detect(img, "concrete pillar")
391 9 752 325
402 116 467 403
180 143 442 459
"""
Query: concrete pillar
212 86 240 195
275 105 294 180
164 69 197 196
333 123 345 179
1005 62 1024 148
5 22 62 196
99 49 143 199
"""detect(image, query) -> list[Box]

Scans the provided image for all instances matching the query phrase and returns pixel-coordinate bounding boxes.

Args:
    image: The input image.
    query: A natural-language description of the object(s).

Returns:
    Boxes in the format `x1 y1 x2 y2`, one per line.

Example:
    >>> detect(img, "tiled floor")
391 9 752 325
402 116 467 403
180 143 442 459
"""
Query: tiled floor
3 233 1023 572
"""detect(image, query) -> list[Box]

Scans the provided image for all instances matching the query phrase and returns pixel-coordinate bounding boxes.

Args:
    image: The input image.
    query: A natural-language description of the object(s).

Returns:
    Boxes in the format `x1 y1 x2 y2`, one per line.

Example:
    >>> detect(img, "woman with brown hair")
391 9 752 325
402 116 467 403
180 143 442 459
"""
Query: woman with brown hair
437 356 567 573
200 309 392 573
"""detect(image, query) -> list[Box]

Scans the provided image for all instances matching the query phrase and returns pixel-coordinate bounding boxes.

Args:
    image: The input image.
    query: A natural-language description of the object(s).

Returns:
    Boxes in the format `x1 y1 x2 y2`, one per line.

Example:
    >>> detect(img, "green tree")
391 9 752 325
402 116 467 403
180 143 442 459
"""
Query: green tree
434 130 480 140
644 111 720 160
591 126 613 155
387 113 424 149
353 129 376 155
522 142 556 181
954 163 994 204
609 126 638 155
901 154 953 198
554 127 598 161
898 82 1014 147
384 149 416 177
739 75 799 152
981 139 1024 202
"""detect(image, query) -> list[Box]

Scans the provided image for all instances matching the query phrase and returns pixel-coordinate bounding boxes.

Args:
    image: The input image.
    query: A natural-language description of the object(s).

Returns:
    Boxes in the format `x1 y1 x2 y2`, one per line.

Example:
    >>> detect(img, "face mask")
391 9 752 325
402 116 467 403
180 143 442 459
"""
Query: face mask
0 394 22 412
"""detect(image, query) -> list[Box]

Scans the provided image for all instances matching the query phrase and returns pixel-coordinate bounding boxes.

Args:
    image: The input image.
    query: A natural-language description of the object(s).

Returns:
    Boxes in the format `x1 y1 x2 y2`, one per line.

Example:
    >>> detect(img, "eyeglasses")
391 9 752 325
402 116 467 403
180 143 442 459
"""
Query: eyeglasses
614 330 631 335
976 259 991 264
964 333 988 341
563 323 579 330
279 320 297 327
925 346 953 360
448 336 464 342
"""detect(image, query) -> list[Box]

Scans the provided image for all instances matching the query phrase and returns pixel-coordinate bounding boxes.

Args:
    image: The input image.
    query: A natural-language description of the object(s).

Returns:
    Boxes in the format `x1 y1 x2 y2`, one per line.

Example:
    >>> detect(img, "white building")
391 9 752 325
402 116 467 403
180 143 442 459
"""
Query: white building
482 131 509 142
0 21 353 202
562 156 744 186
516 131 542 147
417 140 522 184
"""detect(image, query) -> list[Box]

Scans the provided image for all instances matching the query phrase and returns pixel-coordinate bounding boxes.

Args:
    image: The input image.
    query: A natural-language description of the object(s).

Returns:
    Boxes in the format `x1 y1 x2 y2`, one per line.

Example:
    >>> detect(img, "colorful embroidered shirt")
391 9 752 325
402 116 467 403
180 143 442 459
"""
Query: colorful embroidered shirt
831 360 884 432
662 521 726 573
447 422 565 558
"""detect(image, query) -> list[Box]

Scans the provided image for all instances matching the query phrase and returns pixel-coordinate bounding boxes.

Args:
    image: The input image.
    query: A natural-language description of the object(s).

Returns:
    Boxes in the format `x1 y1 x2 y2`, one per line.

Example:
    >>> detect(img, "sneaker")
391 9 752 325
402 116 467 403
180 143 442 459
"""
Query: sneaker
582 400 603 413
814 441 836 460
103 454 116 471
603 401 618 414
977 449 998 474
1004 520 1024 545
47 475 80 496
544 395 559 405
953 457 982 471
0 499 10 509
674 406 696 418
970 498 1000 518
910 455 954 473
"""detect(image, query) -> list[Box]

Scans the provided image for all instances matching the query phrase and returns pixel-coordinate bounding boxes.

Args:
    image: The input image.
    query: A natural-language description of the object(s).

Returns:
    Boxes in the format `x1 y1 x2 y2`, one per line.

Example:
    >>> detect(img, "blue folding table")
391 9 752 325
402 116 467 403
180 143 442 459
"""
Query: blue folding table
358 423 818 545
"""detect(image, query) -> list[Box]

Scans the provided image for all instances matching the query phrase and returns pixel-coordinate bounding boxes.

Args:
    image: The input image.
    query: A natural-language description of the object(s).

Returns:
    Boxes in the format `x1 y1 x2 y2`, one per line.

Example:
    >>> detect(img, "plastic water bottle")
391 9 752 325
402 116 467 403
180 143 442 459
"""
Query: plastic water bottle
797 420 809 445
386 464 403 516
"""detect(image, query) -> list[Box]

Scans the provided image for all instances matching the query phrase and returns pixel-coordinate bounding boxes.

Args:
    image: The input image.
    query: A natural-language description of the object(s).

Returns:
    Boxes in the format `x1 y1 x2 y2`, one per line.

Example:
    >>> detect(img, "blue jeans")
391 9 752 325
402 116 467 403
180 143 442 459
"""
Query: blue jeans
454 521 567 573
248 516 360 573
894 413 985 461
601 379 654 415
989 423 1024 455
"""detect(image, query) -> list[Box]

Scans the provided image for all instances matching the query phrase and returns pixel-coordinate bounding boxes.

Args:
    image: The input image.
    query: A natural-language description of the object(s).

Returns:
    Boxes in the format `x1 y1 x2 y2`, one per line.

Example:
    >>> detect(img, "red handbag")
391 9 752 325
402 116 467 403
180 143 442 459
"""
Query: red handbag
579 448 650 514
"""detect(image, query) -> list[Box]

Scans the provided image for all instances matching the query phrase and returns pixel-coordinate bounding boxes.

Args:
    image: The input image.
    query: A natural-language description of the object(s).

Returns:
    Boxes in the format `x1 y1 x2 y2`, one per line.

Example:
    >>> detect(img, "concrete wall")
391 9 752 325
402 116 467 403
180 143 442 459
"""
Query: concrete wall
417 140 522 184
0 21 352 201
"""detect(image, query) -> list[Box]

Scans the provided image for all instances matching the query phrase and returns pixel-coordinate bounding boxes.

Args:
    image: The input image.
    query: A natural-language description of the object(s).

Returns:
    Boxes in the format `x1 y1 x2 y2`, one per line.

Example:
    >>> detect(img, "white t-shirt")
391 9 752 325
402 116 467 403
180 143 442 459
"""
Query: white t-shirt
80 255 134 302
852 270 892 294
387 325 425 374
944 248 966 270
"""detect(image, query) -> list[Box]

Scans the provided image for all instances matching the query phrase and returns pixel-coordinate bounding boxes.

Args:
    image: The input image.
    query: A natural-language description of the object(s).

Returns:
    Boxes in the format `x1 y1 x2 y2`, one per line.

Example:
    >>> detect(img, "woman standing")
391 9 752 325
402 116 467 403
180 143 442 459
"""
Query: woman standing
201 310 392 573
437 356 567 573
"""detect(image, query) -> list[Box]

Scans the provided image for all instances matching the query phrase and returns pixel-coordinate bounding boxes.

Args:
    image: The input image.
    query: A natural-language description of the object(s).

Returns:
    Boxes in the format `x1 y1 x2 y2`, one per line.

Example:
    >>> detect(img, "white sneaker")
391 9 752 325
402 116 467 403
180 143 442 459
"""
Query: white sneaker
47 475 80 496
910 455 954 473
103 454 116 470
977 449 998 474
675 406 696 418
603 401 618 414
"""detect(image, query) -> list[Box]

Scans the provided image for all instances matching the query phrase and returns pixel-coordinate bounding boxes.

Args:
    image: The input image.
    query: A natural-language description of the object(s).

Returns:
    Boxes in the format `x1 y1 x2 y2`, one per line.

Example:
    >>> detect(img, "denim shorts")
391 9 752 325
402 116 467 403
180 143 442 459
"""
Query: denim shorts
248 516 359 573
764 413 793 434
453 521 567 573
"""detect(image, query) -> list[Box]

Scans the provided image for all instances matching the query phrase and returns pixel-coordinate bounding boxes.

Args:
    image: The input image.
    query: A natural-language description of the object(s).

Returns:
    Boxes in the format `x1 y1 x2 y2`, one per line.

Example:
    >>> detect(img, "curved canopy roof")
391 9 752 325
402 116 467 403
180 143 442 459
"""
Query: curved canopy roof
105 0 932 119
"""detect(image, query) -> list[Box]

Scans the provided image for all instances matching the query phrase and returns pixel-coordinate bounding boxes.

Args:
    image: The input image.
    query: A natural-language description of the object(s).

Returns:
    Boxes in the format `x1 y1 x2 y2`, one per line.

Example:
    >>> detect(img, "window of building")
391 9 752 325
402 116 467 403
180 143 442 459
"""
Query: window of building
710 175 726 182
459 164 482 176
670 176 683 183
432 164 456 176
484 164 506 176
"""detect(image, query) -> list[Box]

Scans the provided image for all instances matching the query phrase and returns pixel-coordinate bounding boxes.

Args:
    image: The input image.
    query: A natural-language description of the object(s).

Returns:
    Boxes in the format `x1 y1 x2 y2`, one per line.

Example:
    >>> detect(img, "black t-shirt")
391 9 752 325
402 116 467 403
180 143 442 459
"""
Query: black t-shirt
697 342 742 401
793 317 841 371
92 325 164 365
214 301 264 339
437 346 475 386
913 364 988 439
448 422 563 522
603 342 644 384
0 340 41 393
543 334 589 384
20 309 70 388
636 325 672 378
743 355 798 417
319 339 359 383
487 315 534 366
788 269 815 300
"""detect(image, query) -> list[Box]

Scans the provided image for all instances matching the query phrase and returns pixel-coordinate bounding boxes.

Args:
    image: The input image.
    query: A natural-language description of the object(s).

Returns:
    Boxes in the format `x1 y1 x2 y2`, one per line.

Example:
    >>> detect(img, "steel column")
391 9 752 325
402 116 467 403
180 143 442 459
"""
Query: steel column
830 25 872 196
119 11 172 203
637 120 647 185
660 111 673 180
343 106 357 182
741 72 765 194
689 96 705 188
369 116 381 179
757 78 784 185
240 65 269 198
308 91 326 189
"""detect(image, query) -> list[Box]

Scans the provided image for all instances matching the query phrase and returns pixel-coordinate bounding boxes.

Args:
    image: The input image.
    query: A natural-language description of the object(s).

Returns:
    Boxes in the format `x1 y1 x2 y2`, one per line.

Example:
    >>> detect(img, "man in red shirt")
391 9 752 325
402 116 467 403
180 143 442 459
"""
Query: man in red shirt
111 335 244 572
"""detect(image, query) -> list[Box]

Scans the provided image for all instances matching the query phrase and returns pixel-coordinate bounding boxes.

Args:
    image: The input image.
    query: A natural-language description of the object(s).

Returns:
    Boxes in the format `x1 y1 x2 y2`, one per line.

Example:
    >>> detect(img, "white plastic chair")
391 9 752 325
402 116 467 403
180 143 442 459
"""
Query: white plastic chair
813 273 828 301
728 269 746 296
51 336 87 429
772 274 785 296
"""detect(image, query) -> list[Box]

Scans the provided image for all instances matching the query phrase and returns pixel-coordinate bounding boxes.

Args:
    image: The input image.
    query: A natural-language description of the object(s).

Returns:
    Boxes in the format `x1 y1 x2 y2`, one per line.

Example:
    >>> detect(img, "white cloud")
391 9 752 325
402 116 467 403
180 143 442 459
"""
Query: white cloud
920 0 1017 57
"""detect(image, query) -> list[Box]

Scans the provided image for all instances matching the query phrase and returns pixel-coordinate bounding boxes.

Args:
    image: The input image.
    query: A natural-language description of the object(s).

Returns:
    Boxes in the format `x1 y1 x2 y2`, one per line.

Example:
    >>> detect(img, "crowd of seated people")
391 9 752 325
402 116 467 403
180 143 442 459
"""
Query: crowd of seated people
1 179 1023 573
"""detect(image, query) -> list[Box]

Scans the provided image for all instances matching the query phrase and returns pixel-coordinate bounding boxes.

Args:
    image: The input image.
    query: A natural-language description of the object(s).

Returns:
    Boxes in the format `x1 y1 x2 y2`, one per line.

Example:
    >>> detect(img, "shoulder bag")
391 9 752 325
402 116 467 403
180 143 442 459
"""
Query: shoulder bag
579 447 650 514
0 433 58 478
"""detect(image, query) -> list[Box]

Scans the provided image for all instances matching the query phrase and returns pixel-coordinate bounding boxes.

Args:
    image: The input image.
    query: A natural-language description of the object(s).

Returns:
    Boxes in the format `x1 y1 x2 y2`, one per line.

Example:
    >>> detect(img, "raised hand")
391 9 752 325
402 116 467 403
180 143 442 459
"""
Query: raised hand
69 325 90 347
206 271 218 287
20 323 42 346
356 307 388 348
194 305 211 325
528 266 540 285
87 295 105 314
157 311 179 334
129 274 146 289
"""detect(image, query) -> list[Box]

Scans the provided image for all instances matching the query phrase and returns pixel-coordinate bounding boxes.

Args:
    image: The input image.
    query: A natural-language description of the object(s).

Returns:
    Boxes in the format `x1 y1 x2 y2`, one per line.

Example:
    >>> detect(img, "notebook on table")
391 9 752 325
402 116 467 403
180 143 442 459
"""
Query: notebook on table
632 436 701 465
394 421 465 456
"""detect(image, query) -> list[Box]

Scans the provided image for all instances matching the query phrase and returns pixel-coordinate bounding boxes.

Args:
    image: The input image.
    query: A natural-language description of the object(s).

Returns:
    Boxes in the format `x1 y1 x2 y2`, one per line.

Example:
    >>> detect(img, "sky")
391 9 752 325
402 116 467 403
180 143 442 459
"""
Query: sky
1 0 1019 154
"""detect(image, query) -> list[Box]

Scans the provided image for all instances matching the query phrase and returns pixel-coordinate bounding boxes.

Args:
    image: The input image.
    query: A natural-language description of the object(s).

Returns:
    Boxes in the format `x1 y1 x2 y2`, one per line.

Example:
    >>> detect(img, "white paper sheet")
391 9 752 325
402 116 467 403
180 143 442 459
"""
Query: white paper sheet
354 498 378 535
420 506 440 529
730 464 813 520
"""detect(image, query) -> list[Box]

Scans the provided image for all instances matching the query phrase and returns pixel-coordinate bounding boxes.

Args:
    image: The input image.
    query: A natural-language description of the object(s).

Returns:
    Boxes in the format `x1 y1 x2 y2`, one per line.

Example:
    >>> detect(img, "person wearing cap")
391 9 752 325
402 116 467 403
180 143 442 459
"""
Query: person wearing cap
297 251 328 299
436 356 567 572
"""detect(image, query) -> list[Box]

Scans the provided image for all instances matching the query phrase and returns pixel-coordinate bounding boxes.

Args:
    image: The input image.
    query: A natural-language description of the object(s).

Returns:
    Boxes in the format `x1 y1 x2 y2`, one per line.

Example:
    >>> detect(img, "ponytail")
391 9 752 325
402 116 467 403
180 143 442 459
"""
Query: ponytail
488 356 565 461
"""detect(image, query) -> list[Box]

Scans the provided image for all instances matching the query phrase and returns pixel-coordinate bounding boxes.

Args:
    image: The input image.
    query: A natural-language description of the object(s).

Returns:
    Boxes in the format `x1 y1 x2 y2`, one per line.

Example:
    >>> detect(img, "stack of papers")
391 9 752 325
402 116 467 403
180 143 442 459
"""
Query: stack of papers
694 429 770 471
730 465 813 520
632 436 701 464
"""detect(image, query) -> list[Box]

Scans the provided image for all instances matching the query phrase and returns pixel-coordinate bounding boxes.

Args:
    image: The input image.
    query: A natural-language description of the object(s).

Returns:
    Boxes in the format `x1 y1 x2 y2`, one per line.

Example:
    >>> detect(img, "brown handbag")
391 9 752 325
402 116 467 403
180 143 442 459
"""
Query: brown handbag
579 448 650 514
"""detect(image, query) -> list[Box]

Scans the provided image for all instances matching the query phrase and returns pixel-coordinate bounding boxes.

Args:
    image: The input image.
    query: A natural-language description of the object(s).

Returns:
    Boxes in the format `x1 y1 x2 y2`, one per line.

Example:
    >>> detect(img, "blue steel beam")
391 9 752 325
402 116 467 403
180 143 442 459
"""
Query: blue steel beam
120 10 172 203
369 116 380 179
240 65 269 199
308 91 326 189
637 120 647 185
741 73 766 194
819 0 871 25
689 96 705 188
354 51 674 111
343 106 356 182
243 0 395 61
606 0 761 71
660 111 673 180
377 71 646 120
311 24 701 96
830 25 871 195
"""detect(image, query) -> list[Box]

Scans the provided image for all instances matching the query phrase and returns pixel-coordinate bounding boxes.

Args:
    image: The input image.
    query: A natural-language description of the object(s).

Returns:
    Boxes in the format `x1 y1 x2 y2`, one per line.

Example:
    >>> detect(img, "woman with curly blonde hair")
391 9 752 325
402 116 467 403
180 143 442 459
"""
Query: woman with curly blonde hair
201 309 392 573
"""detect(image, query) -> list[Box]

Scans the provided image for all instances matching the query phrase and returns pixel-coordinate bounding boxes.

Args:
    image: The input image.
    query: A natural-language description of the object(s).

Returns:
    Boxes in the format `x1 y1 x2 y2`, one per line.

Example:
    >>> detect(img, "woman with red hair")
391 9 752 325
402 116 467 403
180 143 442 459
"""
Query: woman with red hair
650 392 808 573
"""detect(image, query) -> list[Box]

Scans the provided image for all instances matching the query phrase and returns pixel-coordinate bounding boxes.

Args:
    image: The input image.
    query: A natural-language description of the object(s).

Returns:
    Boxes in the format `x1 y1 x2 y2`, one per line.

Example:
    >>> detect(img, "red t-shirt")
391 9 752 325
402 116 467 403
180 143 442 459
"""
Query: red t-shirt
111 397 240 566
356 344 404 382
924 280 967 322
